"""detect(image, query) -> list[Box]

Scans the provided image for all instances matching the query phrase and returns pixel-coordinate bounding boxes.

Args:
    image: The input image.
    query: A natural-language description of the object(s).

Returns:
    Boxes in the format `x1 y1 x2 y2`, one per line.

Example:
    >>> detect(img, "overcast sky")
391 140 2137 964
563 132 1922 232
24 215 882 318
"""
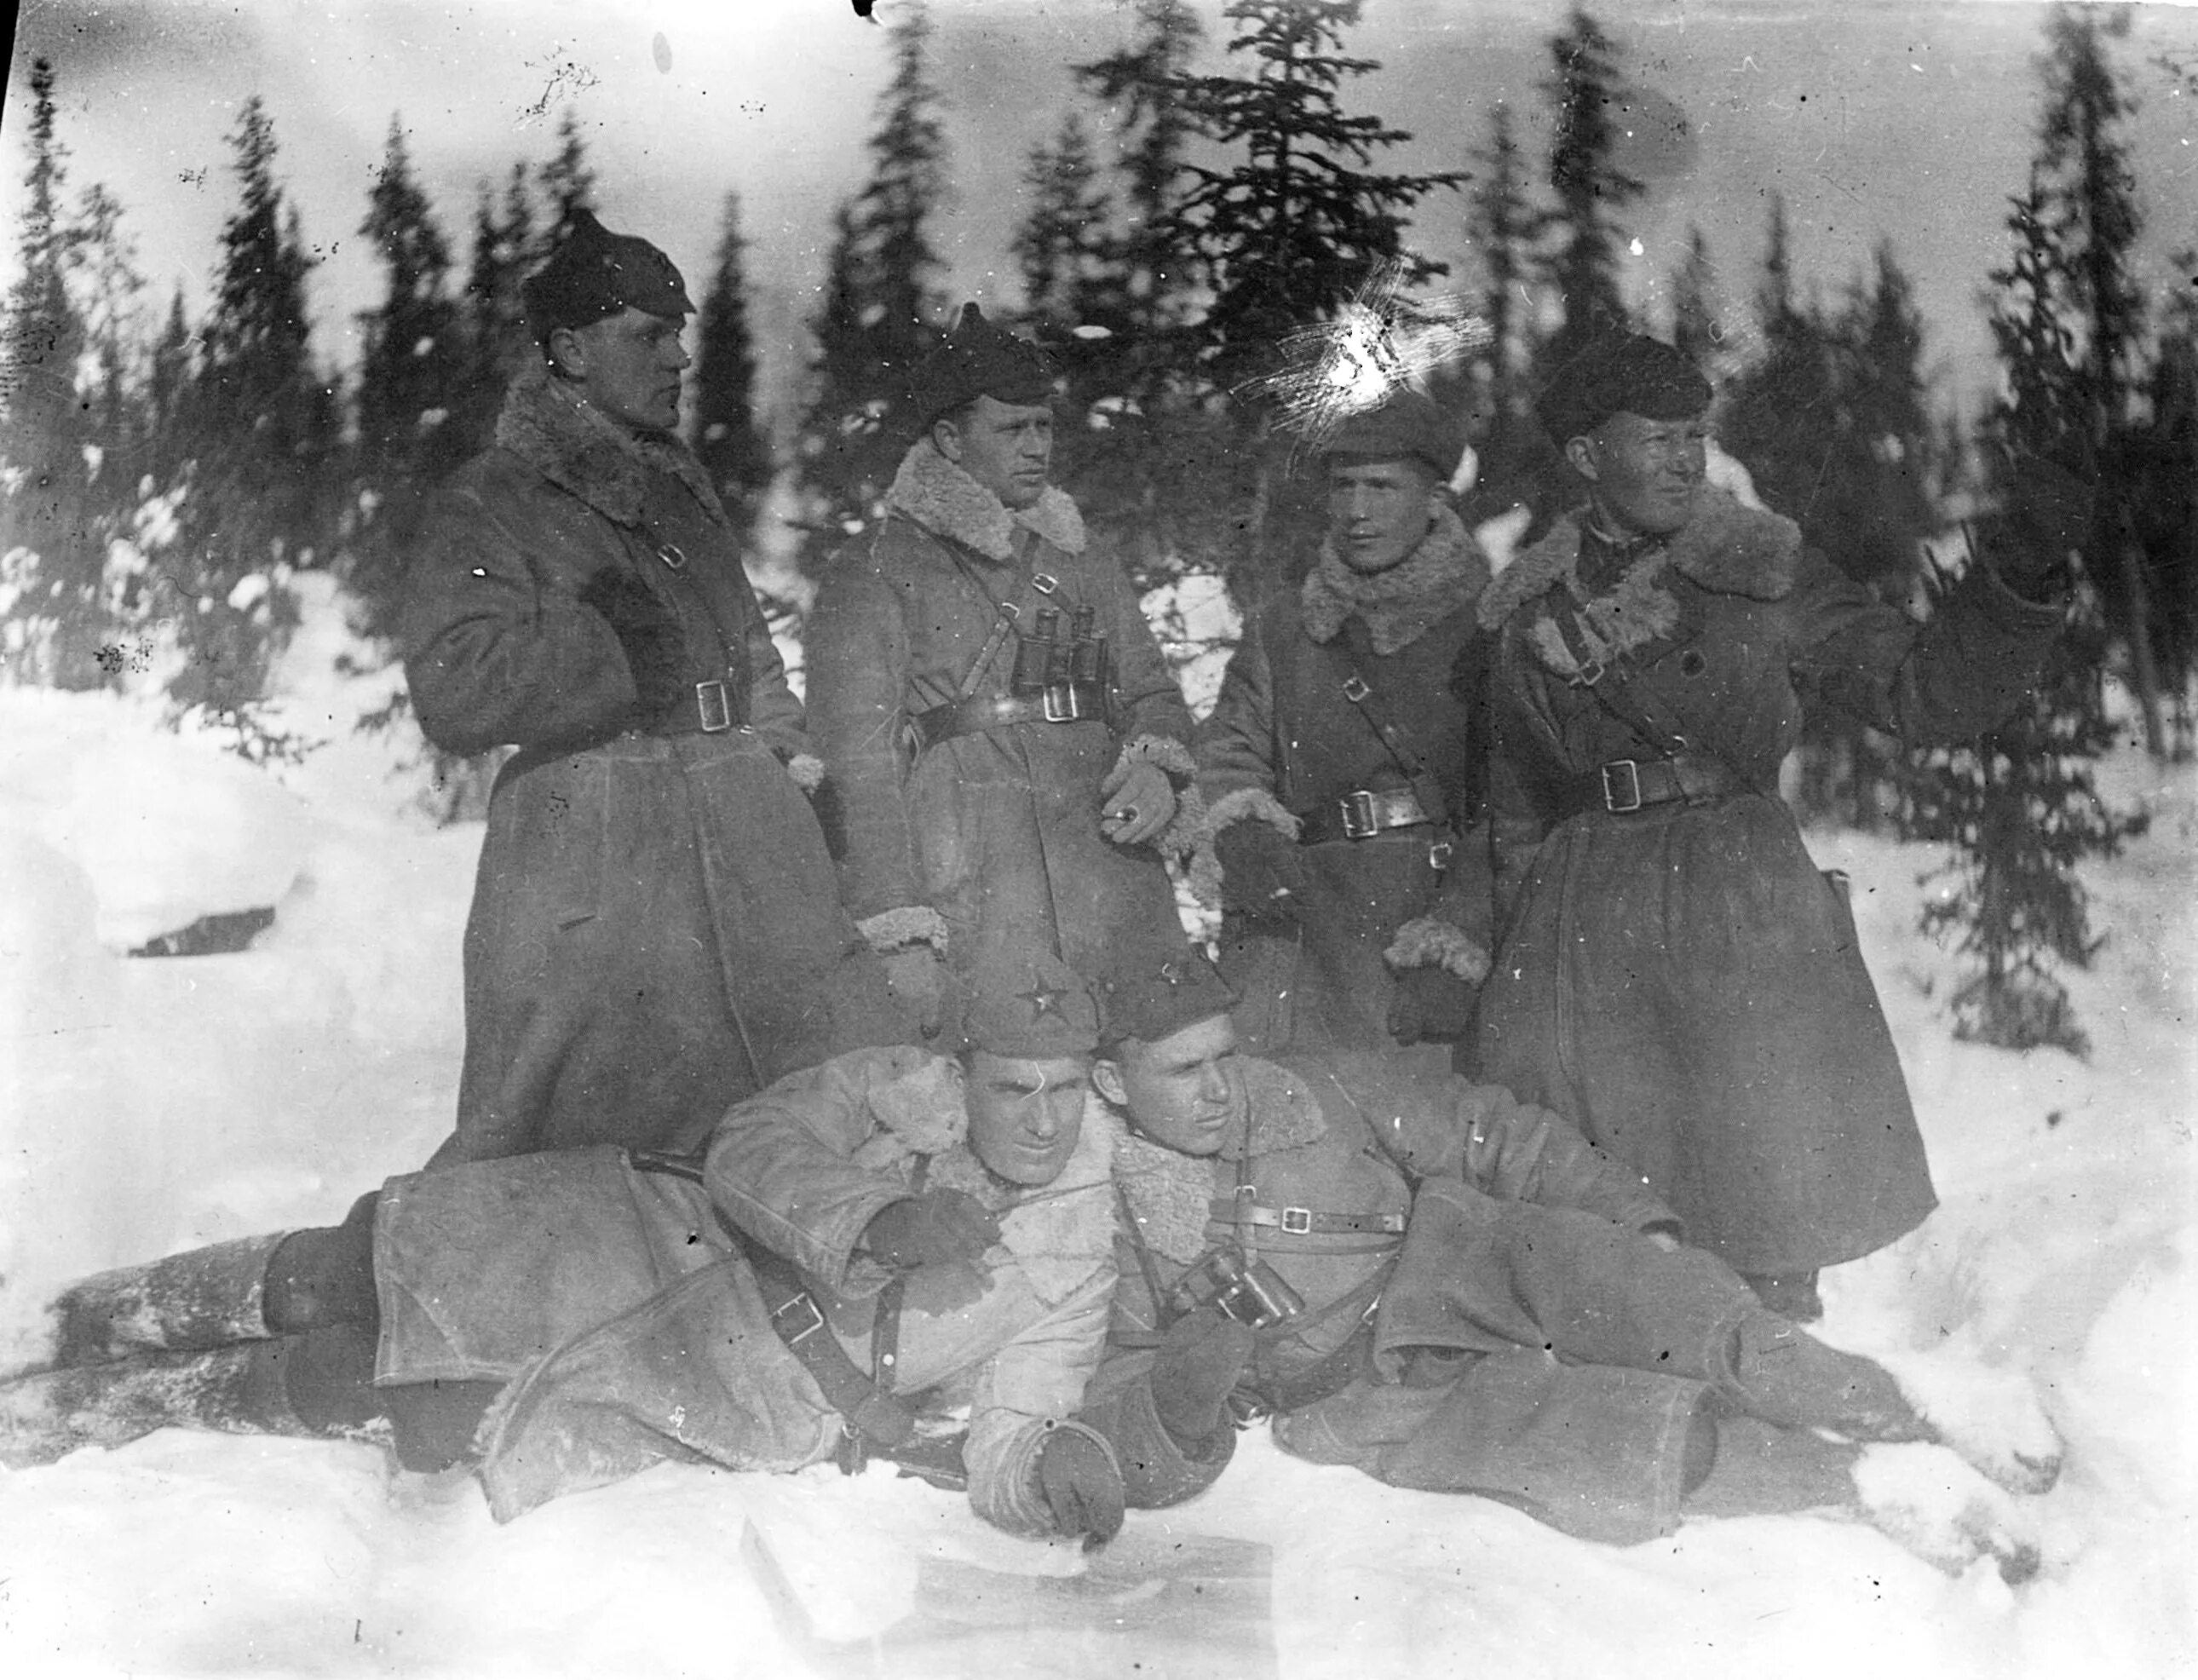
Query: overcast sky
7 0 2198 424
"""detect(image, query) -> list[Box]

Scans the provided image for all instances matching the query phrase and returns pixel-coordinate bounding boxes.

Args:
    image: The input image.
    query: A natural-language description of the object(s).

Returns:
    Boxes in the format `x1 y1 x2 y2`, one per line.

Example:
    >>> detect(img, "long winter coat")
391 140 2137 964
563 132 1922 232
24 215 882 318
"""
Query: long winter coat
1197 507 1494 1058
1470 492 2063 1274
400 370 903 1163
1085 1050 1674 1507
371 1044 1119 1530
805 440 1199 987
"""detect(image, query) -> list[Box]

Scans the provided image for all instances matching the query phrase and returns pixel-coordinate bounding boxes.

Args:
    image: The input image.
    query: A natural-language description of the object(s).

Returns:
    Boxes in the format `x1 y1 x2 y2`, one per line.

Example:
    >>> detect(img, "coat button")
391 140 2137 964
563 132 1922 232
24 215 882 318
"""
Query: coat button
1679 649 1708 678
655 541 687 572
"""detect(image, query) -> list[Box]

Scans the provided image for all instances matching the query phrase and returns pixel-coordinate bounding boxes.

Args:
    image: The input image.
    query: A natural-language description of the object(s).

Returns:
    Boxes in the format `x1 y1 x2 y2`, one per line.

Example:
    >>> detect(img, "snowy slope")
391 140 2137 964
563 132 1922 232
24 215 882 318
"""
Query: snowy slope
0 582 2191 1678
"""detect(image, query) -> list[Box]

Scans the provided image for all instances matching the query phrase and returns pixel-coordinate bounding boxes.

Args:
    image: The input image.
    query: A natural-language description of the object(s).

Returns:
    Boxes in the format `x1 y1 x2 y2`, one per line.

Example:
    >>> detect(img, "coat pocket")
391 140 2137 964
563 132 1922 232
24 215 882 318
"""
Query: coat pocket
493 751 613 929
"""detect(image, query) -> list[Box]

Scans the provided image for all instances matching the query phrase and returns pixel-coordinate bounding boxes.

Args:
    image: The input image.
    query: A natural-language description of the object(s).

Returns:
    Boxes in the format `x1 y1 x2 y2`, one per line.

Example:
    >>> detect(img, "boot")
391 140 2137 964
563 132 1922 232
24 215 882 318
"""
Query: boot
1710 1310 1930 1442
25 1232 292 1373
0 1339 303 1466
1271 1376 1453 1470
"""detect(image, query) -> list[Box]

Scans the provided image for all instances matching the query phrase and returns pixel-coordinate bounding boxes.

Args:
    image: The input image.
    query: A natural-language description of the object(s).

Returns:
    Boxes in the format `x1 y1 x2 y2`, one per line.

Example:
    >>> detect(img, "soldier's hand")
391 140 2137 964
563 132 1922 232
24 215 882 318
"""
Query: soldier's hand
880 945 948 1038
1036 1424 1125 1545
1387 964 1477 1046
1099 757 1176 847
1149 1307 1257 1448
1213 820 1305 912
862 1189 1002 1270
578 567 689 717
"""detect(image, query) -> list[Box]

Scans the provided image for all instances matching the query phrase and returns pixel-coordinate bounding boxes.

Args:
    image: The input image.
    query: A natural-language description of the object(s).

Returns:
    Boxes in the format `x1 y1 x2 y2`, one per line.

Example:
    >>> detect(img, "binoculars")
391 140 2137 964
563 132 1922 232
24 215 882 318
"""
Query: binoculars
1171 1246 1307 1331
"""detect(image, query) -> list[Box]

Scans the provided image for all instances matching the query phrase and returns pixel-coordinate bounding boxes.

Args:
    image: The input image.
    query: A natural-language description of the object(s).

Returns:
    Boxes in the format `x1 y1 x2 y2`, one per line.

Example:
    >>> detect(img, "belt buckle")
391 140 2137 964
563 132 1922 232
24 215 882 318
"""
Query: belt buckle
1341 675 1372 703
1280 1206 1314 1236
1339 790 1378 839
770 1291 826 1344
695 679 732 734
1041 682 1085 723
1427 838 1454 871
1602 759 1643 814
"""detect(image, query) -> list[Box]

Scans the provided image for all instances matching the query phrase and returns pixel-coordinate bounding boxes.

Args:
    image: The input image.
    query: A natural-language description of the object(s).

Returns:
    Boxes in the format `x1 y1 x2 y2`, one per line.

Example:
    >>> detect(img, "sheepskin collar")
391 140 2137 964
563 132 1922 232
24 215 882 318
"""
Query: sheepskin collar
496 365 727 531
1476 488 1803 632
848 1048 1118 1307
883 435 1086 563
1300 503 1489 656
1110 1058 1331 1265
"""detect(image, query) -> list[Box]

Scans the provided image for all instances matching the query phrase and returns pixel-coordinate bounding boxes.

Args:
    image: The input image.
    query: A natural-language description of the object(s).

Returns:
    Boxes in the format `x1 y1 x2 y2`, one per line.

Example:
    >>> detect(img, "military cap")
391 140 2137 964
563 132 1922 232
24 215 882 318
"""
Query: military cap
521 209 693 340
911 303 1059 429
1096 949 1240 1050
1537 332 1712 447
1322 388 1464 480
959 949 1099 1060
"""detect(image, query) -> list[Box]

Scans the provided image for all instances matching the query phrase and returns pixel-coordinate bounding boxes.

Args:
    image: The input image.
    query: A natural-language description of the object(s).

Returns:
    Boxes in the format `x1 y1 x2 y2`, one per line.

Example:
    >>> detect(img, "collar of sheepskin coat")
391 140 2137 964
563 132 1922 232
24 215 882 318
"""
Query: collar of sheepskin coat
1477 487 1803 632
497 364 728 531
1110 1058 1331 1265
848 1048 1119 1307
1300 501 1491 657
883 434 1087 563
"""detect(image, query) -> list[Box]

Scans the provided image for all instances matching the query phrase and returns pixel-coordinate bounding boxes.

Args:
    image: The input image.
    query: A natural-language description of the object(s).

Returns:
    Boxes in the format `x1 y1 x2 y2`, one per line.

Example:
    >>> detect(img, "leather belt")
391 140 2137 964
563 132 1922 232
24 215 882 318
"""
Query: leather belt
1294 786 1430 847
909 682 1108 751
1211 1198 1407 1238
1584 752 1740 815
627 1148 913 1447
642 676 747 737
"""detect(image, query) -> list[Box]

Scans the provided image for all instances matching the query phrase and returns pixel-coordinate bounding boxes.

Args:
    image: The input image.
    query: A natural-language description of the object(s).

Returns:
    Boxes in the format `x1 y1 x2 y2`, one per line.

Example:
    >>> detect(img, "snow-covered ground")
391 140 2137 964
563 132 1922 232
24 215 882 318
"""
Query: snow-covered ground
1 579 2192 1678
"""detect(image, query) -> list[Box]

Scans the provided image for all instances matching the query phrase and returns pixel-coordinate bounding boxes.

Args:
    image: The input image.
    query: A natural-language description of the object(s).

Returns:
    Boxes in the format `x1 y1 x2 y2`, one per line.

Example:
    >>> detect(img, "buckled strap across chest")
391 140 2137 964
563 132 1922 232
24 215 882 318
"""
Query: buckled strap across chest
1207 1198 1407 1239
908 682 1108 751
1294 785 1430 847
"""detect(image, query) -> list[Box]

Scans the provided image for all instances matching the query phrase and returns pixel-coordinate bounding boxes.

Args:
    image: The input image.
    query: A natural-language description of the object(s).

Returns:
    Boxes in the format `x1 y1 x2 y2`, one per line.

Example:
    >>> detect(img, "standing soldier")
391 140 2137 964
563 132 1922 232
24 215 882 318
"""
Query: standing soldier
401 210 905 1167
1197 391 1495 1066
806 304 1203 1030
1470 332 2074 1319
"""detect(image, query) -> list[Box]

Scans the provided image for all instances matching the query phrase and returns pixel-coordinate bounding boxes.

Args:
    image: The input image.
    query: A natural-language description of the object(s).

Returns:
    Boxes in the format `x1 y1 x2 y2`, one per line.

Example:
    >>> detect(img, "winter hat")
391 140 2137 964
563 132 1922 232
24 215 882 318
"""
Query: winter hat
1096 949 1239 1051
1537 332 1712 447
1322 389 1464 481
521 209 693 339
958 949 1099 1060
910 303 1060 429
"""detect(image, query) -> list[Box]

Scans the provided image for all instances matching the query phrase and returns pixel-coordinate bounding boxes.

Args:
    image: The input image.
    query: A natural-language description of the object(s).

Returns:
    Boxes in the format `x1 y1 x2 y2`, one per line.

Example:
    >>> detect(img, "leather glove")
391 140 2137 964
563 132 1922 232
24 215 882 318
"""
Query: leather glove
1099 757 1177 847
880 945 948 1039
861 1189 1002 1271
1149 1308 1257 1448
578 567 689 716
1035 1425 1125 1545
1386 964 1477 1045
1214 821 1305 913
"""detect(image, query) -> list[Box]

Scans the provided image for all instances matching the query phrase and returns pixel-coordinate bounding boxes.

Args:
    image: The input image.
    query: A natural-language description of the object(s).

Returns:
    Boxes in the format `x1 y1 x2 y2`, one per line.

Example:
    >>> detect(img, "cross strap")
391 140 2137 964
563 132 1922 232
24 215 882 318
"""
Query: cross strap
1332 618 1457 846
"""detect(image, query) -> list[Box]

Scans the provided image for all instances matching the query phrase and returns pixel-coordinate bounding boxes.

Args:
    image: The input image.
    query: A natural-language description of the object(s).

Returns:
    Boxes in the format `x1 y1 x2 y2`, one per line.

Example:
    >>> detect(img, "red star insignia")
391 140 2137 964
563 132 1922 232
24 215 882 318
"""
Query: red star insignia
1020 982 1069 1023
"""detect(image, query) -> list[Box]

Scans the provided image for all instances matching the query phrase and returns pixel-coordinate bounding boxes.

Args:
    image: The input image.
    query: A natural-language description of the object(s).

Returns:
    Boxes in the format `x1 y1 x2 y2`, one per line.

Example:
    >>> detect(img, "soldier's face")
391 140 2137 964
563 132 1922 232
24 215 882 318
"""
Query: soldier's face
1326 456 1439 575
1569 410 1708 538
937 395 1056 510
1096 1013 1240 1158
556 307 690 433
964 1051 1089 1185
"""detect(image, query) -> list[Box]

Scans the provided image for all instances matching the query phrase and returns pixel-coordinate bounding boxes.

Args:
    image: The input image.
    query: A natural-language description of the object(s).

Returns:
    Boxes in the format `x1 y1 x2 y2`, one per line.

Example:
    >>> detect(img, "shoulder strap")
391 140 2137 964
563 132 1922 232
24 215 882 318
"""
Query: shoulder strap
1333 617 1454 833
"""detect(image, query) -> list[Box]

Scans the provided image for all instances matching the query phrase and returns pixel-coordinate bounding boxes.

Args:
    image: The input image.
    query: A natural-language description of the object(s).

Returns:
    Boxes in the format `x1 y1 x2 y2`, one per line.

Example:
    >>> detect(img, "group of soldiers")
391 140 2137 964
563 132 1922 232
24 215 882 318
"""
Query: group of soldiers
2 210 2080 1576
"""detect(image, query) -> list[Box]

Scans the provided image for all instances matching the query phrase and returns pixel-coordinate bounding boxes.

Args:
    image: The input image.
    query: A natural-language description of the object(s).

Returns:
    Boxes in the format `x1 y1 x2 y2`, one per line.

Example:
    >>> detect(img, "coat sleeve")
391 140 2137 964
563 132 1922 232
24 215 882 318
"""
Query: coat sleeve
804 550 928 923
1194 606 1280 805
1483 680 1554 936
1376 1076 1677 1237
702 1048 936 1297
1098 541 1196 753
1786 546 2063 745
400 476 643 756
963 1262 1121 1536
738 576 810 762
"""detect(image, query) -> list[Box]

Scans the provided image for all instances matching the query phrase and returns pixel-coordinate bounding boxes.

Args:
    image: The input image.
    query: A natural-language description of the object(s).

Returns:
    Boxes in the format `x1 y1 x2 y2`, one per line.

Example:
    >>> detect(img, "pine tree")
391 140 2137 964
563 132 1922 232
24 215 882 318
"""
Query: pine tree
169 95 335 714
351 115 463 632
2129 261 2198 752
449 164 536 461
1074 0 1205 339
691 192 773 524
1718 194 1839 532
1669 225 1723 374
1541 5 1644 360
1011 111 1116 332
797 0 952 544
536 108 597 258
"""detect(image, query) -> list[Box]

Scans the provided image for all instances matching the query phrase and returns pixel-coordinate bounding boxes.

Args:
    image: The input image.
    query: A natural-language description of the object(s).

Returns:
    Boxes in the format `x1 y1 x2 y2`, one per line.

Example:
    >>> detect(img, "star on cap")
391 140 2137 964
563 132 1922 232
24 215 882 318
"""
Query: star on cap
1020 981 1070 1024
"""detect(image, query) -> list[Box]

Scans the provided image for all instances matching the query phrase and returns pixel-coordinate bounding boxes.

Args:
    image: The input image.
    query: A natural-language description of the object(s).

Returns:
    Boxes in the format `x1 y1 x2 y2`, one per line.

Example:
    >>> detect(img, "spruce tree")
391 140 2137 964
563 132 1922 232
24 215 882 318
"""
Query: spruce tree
1541 5 1643 361
536 108 597 258
1669 225 1723 375
691 192 773 524
797 0 951 544
1011 112 1116 332
450 164 536 462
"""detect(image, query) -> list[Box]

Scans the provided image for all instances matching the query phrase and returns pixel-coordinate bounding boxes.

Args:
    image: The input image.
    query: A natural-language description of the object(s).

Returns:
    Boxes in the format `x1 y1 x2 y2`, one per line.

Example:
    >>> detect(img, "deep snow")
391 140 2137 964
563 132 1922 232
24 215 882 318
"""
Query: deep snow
0 576 2191 1678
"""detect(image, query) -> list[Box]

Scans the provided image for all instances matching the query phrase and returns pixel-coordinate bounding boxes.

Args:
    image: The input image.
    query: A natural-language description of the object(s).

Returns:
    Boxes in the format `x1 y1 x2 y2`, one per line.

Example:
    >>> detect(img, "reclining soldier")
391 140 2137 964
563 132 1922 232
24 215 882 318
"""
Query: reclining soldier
1072 953 2056 1577
0 956 1129 1545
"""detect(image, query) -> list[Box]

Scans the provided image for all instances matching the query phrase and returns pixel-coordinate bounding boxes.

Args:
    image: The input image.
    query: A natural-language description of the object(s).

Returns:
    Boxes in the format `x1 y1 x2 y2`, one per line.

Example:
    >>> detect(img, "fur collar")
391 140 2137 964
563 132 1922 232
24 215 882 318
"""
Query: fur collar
849 1049 1118 1307
1476 489 1803 632
1109 1058 1330 1265
883 435 1086 563
1300 503 1489 656
495 365 727 531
